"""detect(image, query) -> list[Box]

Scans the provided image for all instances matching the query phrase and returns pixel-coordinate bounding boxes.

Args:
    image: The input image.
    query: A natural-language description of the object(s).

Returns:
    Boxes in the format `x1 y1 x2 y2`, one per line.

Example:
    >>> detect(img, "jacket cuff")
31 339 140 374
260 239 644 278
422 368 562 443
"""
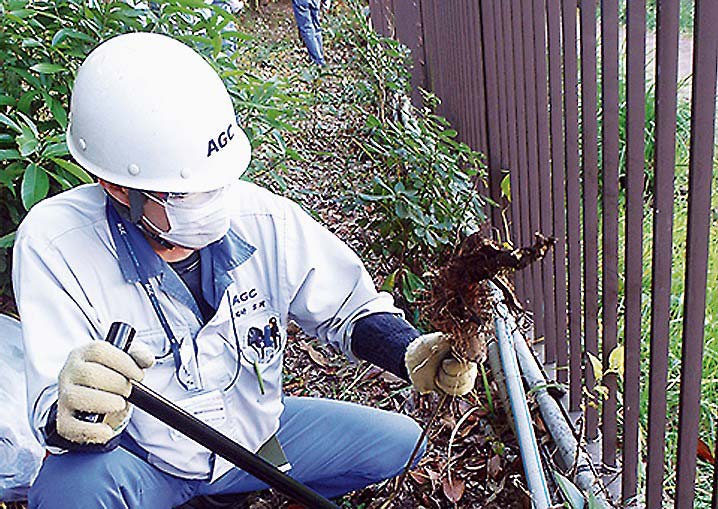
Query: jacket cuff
42 401 122 453
350 312 420 381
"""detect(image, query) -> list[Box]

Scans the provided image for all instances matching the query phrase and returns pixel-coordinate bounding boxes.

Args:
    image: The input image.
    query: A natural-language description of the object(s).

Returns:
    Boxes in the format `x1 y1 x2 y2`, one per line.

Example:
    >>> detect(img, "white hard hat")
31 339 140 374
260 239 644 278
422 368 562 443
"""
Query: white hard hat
67 32 251 193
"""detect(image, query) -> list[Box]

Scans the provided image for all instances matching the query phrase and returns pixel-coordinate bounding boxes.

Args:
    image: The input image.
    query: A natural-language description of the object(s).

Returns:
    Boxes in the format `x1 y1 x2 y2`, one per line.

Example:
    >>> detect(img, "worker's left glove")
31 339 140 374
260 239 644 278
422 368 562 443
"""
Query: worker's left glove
404 333 478 396
56 341 154 445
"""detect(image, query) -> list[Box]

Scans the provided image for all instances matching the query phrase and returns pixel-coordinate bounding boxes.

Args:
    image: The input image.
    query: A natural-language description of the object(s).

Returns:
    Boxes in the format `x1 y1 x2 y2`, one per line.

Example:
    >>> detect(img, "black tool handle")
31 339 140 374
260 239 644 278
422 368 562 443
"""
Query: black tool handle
98 321 338 508
128 382 338 509
75 322 137 423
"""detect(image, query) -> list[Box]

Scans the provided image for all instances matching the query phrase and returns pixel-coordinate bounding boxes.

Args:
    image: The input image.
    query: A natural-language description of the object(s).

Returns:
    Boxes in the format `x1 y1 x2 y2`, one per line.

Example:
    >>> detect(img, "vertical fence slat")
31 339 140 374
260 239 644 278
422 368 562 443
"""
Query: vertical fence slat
579 0 600 436
501 0 525 302
473 1 489 157
393 0 424 106
478 0 502 230
645 0 680 505
521 0 546 346
545 0 571 410
600 0 620 467
492 0 508 180
431 1 445 104
460 2 476 151
561 0 583 424
491 0 511 244
675 0 718 505
511 0 534 310
418 0 432 93
622 0 646 500
533 0 558 380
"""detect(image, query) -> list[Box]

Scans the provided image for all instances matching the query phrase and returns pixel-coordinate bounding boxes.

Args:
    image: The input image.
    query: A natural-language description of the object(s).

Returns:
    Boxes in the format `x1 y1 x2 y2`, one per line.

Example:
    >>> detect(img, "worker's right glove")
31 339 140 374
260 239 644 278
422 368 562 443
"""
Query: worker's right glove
404 332 478 396
57 341 154 445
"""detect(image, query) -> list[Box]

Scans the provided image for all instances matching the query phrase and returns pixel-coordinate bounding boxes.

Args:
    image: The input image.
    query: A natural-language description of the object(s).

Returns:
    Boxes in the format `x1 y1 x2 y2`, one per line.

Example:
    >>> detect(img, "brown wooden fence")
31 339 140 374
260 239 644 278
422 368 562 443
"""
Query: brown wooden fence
369 0 718 507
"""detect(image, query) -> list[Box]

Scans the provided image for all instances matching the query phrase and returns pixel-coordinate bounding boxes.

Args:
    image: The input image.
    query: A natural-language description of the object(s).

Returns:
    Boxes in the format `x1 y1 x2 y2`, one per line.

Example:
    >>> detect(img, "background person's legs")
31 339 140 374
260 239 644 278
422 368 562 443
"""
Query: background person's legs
308 0 324 61
200 397 426 499
291 0 326 65
29 447 198 509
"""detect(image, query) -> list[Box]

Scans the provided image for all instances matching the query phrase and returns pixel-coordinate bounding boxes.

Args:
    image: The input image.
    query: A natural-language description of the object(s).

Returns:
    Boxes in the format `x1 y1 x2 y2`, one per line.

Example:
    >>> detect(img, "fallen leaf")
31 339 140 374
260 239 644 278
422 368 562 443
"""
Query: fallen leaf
426 468 441 481
697 438 715 465
299 341 329 368
442 476 465 503
487 454 502 479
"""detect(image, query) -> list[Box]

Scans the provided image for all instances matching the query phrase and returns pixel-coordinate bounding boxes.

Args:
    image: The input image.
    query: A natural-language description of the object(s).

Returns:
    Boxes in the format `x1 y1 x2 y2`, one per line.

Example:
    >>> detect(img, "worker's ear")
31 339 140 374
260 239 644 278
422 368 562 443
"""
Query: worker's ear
98 179 130 207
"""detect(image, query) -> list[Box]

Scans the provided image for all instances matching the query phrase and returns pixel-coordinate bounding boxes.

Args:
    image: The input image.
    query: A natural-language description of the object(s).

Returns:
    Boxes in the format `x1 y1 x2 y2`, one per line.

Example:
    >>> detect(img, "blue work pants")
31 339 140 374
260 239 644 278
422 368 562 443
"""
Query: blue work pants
292 0 326 66
28 397 425 508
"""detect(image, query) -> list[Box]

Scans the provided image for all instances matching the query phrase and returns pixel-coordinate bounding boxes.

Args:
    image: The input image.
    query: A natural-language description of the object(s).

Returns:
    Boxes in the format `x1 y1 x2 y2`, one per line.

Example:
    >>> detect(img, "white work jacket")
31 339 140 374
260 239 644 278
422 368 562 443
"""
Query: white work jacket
13 182 399 480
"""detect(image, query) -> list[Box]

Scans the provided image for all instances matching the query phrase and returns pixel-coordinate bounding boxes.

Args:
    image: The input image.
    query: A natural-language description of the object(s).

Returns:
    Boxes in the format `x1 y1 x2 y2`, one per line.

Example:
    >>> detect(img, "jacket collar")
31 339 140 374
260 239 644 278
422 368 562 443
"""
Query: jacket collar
105 198 256 291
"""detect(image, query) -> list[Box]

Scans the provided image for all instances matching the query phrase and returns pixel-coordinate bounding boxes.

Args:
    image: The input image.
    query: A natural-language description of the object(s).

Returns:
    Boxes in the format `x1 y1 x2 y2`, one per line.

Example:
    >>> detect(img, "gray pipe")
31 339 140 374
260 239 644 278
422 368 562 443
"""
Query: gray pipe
489 282 612 508
487 340 514 433
494 305 553 509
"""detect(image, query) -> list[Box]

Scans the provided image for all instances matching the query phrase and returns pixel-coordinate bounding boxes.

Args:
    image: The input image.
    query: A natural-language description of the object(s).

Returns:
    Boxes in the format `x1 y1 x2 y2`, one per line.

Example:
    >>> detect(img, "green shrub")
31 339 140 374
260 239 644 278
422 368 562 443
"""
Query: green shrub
346 1 488 312
0 0 299 302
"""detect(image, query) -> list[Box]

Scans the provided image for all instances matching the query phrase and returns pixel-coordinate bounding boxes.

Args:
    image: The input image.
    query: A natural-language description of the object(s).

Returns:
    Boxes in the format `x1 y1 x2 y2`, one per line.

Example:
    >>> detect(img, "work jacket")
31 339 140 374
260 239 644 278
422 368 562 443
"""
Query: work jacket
13 182 399 481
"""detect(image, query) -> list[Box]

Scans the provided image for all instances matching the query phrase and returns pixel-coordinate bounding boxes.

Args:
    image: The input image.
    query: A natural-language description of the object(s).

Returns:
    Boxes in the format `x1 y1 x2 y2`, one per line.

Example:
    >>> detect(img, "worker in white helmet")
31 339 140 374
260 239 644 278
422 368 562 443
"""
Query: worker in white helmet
13 32 477 508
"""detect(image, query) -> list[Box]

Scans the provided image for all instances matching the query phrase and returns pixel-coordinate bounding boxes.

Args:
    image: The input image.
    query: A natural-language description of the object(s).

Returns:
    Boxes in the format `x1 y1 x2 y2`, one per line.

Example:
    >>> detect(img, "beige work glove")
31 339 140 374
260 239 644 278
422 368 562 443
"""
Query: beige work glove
404 333 478 396
57 341 154 445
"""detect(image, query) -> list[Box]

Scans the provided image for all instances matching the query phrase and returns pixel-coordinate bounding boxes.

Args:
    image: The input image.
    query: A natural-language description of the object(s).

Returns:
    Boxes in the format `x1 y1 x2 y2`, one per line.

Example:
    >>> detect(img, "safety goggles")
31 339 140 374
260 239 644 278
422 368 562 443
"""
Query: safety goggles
141 187 226 209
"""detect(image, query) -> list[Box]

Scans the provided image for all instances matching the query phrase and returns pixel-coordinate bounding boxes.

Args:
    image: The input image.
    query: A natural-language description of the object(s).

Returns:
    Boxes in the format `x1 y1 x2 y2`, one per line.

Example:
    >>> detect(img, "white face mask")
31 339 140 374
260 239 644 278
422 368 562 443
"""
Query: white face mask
142 188 230 249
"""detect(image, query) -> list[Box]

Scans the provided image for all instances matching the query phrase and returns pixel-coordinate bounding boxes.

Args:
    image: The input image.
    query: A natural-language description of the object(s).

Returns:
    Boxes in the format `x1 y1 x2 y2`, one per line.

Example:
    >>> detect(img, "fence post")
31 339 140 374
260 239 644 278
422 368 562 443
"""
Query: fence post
674 0 718 505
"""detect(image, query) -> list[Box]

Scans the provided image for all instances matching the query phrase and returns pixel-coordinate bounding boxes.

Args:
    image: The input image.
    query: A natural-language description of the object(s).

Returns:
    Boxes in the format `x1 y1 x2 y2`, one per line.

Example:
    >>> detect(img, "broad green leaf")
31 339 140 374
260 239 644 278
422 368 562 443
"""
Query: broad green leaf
17 89 41 114
47 96 68 129
21 163 50 210
379 269 398 292
0 95 16 107
42 143 69 158
0 149 21 161
16 110 38 136
46 170 73 190
21 38 43 48
394 201 409 219
16 126 38 156
0 113 22 133
8 66 43 89
51 28 94 47
552 470 585 509
8 9 35 19
174 0 213 9
401 270 425 303
30 62 65 74
51 158 92 184
0 231 16 249
357 192 388 202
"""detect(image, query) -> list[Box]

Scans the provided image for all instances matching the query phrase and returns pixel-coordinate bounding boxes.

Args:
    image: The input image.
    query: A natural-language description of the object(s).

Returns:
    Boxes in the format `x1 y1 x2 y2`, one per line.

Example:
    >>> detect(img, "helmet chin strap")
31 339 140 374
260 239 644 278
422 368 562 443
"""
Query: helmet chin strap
117 190 177 250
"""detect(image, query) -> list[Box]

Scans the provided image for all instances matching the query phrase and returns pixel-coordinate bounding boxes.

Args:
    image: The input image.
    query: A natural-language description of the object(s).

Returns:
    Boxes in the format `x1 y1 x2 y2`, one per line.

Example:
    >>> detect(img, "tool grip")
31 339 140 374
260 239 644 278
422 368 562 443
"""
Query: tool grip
75 322 136 423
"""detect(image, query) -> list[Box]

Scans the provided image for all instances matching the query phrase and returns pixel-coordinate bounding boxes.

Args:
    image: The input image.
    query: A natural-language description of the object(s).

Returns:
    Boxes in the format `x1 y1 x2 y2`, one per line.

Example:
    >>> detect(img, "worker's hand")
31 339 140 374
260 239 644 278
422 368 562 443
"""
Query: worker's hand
404 333 478 396
56 341 154 445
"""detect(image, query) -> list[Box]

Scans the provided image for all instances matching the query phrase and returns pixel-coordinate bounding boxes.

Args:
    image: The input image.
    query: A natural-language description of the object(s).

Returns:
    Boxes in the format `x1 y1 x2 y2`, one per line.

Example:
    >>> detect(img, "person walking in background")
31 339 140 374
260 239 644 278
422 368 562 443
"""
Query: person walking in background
292 0 325 66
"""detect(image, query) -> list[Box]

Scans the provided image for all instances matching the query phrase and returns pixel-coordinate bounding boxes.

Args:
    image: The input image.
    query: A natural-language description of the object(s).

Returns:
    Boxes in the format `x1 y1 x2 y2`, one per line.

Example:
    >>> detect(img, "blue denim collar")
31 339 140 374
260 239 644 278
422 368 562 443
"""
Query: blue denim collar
105 199 256 312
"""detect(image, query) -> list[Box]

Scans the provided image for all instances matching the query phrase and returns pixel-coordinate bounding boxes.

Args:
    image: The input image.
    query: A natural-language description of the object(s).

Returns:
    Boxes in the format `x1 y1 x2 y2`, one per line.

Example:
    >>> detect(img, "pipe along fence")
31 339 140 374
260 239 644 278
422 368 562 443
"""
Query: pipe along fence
370 0 718 507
